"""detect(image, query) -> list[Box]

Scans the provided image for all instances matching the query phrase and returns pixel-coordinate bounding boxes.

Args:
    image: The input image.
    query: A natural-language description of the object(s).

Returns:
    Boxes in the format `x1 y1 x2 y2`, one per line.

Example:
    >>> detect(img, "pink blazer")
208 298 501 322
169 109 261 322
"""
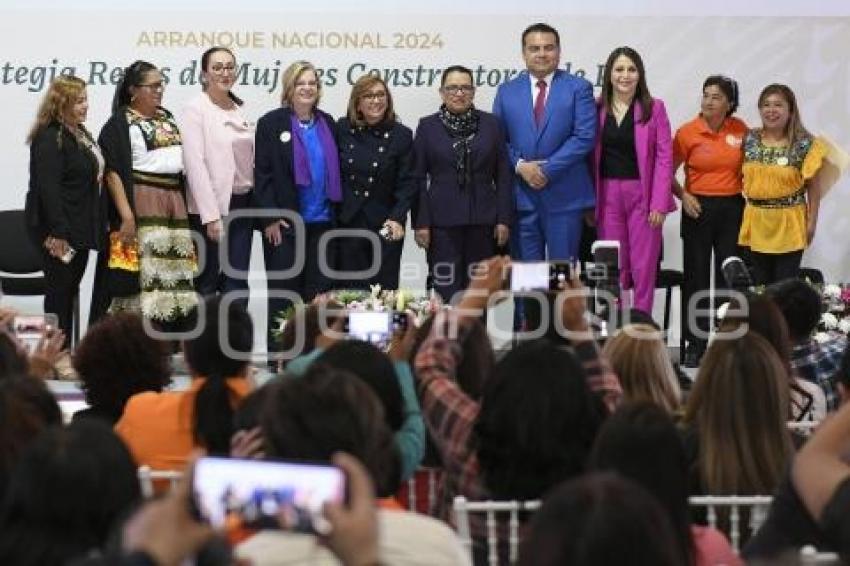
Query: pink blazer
179 93 252 224
592 97 676 222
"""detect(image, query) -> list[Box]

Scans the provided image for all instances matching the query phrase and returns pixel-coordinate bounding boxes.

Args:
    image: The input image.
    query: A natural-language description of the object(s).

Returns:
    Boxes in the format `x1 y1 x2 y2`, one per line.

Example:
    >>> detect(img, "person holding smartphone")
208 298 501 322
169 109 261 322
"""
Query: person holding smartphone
412 65 513 301
25 75 103 346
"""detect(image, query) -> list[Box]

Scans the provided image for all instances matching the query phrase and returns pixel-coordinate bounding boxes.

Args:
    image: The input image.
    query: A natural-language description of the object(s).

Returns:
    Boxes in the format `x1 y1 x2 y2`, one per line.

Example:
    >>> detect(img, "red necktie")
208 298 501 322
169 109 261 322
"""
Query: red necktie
534 79 547 126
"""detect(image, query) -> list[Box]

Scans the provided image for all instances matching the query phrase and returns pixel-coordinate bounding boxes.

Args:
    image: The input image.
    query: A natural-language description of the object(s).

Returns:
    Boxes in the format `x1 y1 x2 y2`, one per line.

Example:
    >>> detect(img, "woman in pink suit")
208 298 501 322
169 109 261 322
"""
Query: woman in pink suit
592 46 674 314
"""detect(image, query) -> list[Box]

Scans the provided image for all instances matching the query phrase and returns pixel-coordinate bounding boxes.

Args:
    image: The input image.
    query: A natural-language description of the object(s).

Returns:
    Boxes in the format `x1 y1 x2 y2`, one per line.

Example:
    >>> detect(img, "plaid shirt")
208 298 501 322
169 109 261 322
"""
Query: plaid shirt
413 313 622 534
791 333 848 412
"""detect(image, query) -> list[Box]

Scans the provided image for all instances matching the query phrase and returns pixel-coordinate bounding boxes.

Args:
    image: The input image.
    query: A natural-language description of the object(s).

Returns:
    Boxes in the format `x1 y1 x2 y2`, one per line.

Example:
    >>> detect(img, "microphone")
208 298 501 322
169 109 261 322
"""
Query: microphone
721 256 755 292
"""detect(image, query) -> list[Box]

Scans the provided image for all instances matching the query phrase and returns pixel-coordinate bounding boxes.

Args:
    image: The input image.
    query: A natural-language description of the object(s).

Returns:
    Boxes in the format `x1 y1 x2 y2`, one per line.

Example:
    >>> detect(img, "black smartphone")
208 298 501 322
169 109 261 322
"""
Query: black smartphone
193 457 345 535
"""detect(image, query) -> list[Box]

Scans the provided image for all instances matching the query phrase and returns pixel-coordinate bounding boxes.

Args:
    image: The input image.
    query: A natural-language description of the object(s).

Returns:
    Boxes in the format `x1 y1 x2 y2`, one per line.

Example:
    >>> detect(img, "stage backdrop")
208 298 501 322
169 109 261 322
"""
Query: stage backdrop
3 1 849 343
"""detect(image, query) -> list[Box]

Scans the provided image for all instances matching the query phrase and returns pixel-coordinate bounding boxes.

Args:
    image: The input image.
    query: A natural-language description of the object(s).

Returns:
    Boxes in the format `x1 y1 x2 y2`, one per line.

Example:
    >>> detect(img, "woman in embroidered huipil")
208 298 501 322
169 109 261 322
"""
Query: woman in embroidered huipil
99 61 197 327
738 84 827 285
254 60 341 352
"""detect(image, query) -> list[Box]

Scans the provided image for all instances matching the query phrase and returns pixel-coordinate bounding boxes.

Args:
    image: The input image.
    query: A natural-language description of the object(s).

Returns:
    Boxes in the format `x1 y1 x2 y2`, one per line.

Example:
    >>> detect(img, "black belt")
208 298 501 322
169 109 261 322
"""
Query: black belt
747 188 806 209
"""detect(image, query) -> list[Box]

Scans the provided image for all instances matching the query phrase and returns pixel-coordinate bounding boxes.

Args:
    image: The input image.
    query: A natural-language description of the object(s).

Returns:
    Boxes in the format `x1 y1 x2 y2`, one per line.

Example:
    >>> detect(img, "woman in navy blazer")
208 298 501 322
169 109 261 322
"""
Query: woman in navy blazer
412 65 513 301
254 60 341 352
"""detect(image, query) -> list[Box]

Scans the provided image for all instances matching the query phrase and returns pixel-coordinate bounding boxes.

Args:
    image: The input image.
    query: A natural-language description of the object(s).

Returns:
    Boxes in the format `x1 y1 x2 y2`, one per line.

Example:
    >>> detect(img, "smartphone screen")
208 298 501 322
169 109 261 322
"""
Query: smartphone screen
193 457 345 535
346 311 392 346
510 262 550 292
13 314 58 354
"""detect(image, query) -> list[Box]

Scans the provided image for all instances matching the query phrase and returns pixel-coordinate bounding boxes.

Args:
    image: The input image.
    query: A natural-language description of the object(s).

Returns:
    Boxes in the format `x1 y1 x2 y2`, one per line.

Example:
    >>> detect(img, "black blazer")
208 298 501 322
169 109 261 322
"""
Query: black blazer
412 110 513 229
337 117 416 229
26 122 101 250
253 106 339 228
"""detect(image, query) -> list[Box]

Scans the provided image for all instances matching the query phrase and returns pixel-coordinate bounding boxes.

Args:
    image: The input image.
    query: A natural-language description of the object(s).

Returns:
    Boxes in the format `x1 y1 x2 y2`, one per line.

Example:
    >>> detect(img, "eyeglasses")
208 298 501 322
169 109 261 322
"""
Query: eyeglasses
138 81 164 90
361 91 387 101
210 64 236 74
442 85 475 95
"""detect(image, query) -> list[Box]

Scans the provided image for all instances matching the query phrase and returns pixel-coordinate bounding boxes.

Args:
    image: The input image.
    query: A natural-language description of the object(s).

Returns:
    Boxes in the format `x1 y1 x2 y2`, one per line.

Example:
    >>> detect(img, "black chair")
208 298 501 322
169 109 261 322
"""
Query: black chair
799 267 825 286
0 209 80 345
656 268 684 339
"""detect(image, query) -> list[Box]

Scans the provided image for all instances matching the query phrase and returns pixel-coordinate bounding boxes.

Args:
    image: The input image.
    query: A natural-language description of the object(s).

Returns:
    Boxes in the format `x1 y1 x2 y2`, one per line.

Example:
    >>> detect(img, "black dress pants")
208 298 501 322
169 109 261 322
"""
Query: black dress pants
428 225 496 303
42 249 88 348
681 194 744 351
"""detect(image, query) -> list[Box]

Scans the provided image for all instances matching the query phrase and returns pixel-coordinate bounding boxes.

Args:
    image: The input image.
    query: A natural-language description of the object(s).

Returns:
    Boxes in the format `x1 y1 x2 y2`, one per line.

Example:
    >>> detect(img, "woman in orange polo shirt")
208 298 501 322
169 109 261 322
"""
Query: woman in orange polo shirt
115 296 254 471
672 75 747 367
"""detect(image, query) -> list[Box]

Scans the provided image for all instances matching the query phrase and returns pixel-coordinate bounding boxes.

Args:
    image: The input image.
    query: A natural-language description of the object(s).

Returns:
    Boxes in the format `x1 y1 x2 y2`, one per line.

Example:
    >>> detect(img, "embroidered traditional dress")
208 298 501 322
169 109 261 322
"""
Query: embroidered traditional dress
112 108 197 322
738 131 826 254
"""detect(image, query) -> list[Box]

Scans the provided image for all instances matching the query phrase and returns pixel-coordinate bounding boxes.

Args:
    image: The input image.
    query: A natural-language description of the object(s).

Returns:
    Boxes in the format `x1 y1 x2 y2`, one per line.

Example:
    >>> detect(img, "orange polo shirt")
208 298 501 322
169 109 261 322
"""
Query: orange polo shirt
115 376 252 471
673 115 747 196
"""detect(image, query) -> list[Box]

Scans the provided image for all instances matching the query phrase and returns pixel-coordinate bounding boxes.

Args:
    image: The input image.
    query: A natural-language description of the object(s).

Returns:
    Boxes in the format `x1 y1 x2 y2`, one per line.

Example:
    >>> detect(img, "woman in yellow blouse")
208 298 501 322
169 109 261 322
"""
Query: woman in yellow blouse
739 84 826 285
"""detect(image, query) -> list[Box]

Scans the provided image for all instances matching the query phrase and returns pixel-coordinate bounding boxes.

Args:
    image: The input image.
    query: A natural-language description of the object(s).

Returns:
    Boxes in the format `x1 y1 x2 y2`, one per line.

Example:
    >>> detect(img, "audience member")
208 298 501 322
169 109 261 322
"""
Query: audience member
720 293 826 422
768 278 848 411
602 324 682 415
0 375 62 501
520 472 684 566
72 312 172 424
115 296 254 470
240 364 469 565
0 420 141 566
590 402 740 566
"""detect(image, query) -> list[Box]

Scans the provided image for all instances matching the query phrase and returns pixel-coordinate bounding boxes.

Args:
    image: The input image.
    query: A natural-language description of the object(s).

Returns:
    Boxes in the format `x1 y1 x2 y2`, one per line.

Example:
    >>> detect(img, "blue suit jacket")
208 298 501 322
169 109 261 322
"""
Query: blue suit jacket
493 70 597 214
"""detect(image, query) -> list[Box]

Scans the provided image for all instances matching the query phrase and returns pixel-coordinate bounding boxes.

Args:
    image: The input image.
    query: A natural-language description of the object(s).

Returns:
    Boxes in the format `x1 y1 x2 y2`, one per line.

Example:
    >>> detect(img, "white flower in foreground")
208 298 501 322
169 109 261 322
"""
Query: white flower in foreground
716 302 730 320
824 284 842 299
839 317 850 334
822 312 839 329
814 332 831 343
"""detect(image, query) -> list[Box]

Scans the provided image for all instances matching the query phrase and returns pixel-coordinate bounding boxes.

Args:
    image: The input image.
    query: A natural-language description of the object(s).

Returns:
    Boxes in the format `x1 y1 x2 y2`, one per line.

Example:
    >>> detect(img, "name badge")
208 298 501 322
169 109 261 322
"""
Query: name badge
280 131 291 143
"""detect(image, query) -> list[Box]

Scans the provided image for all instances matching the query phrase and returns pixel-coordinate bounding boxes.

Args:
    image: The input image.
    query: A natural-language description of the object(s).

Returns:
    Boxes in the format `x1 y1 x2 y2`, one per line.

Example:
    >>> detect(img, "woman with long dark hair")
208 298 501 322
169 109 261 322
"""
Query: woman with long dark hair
98 60 197 327
591 46 674 314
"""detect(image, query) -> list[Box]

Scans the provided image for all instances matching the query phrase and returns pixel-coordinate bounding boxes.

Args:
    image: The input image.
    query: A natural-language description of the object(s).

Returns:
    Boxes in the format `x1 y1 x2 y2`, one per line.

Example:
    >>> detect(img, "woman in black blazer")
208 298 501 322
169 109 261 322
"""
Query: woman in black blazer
337 75 416 289
254 60 341 351
25 75 103 346
413 65 513 301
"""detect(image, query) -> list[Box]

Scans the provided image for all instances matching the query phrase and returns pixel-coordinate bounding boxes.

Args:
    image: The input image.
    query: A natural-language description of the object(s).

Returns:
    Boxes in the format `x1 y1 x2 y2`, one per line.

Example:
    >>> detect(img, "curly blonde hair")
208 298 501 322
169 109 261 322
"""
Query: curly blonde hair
26 75 88 144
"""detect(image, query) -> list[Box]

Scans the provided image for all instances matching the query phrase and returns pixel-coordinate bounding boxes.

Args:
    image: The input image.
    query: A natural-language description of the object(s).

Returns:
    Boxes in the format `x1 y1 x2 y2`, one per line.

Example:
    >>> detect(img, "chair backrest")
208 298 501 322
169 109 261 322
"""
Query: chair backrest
799 545 841 564
453 496 541 566
137 465 183 498
688 495 773 552
404 467 441 515
0 209 43 274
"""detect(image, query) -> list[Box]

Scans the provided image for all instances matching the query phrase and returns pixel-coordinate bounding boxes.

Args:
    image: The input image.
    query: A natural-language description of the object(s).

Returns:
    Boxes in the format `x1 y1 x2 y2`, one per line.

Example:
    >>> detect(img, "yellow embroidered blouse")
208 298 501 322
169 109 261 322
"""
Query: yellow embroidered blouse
738 131 826 253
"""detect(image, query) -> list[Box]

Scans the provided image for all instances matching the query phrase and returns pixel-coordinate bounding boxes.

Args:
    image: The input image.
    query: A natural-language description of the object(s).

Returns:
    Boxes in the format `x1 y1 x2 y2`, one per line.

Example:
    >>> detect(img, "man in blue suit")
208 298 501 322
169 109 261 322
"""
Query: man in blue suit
493 22 597 263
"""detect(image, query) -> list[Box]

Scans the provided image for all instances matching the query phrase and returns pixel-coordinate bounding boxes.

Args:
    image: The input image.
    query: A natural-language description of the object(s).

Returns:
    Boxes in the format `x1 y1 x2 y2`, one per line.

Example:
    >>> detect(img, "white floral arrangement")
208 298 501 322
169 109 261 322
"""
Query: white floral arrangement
814 283 850 343
274 285 442 337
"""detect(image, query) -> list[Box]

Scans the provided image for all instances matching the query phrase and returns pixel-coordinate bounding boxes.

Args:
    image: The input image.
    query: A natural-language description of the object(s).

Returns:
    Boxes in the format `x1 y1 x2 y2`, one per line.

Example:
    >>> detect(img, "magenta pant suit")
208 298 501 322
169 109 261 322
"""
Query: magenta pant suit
591 98 675 314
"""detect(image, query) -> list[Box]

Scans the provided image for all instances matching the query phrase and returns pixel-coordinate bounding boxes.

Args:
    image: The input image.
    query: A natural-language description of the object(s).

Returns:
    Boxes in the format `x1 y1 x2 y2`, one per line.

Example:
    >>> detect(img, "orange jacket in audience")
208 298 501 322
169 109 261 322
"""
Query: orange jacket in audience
115 377 251 470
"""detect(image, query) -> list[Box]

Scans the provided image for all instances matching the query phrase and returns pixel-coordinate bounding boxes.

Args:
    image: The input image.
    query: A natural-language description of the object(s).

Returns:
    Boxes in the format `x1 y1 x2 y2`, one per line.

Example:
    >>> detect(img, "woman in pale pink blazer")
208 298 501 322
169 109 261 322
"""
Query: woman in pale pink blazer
591 46 675 314
181 46 255 296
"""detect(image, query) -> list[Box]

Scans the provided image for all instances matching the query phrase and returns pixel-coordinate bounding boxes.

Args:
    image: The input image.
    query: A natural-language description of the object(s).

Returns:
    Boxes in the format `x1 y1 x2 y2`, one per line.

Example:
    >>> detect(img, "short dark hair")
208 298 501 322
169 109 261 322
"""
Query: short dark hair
476 339 606 500
766 278 822 341
184 296 253 455
261 365 401 497
521 23 560 48
316 340 404 432
589 403 694 566
520 472 682 566
112 60 157 113
73 312 172 420
703 75 740 116
0 420 140 565
441 65 474 87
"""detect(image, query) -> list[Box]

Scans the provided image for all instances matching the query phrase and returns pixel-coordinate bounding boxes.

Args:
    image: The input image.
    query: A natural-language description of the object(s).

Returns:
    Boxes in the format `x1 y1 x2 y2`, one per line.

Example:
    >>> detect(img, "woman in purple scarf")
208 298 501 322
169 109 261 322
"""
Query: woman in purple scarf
254 60 341 354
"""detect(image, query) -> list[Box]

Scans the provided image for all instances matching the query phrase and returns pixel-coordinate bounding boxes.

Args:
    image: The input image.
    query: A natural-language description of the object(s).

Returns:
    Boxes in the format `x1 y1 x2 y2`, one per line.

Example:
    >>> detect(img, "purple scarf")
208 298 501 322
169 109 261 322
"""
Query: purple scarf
290 112 342 202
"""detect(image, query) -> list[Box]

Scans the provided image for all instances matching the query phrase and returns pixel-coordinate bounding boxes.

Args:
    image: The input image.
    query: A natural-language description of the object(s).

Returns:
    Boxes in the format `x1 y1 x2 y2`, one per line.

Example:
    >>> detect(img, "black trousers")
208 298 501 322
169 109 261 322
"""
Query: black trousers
263 221 335 351
749 250 804 287
681 194 744 350
428 225 496 303
42 249 88 348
